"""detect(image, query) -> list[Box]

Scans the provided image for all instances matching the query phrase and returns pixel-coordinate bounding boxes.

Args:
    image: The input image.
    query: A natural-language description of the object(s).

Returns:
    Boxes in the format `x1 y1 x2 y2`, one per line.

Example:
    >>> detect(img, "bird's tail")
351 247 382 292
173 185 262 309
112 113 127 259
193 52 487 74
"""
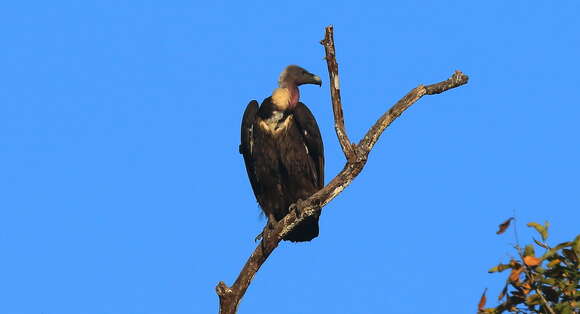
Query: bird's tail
283 214 320 242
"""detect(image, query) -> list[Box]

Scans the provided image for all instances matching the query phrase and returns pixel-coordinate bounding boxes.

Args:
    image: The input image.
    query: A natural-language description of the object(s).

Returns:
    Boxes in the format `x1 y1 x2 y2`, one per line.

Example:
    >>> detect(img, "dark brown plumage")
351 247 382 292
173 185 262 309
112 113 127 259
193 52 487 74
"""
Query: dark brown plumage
240 65 324 242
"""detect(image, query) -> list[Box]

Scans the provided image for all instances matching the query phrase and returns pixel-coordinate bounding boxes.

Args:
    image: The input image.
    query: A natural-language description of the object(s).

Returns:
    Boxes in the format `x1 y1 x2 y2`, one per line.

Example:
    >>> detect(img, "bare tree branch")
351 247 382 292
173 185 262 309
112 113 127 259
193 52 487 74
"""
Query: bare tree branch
216 25 469 314
320 25 355 160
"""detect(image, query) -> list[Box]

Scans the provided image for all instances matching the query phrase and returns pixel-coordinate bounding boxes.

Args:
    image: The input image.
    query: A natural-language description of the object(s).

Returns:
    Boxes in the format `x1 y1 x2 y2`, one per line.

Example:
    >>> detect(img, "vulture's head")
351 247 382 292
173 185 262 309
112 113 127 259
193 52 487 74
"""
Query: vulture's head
272 65 321 111
278 65 322 88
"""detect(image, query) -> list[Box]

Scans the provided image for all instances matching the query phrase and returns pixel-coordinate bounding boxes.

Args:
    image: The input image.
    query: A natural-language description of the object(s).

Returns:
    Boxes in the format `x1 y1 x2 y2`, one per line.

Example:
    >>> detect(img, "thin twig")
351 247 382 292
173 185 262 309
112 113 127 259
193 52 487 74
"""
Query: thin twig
216 25 469 314
513 210 521 248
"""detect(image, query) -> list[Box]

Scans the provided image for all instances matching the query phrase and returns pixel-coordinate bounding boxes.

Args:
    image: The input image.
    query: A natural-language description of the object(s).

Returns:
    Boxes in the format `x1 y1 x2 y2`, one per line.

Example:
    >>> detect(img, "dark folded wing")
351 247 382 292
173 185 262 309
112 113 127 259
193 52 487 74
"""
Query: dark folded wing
240 100 261 199
293 102 325 189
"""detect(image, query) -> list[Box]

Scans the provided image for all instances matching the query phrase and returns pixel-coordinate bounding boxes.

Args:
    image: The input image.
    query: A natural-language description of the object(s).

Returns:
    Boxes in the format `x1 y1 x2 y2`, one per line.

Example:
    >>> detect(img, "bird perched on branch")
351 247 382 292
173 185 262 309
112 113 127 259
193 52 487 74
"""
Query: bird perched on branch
240 65 325 242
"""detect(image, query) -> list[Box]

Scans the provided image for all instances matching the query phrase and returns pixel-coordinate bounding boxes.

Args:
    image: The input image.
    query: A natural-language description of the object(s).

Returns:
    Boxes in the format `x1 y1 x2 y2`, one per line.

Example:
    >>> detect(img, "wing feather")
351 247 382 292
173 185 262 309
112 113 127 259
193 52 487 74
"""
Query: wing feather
240 100 261 199
293 102 325 189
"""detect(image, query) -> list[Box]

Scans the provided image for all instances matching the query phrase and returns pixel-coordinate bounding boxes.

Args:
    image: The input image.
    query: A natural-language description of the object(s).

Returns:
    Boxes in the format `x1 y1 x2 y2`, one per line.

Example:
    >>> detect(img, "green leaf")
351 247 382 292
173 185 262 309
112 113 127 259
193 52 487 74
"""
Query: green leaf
542 278 556 285
525 294 541 306
488 263 511 273
573 234 580 258
534 238 550 249
524 244 535 257
527 222 548 241
554 302 573 314
553 241 572 252
541 241 572 261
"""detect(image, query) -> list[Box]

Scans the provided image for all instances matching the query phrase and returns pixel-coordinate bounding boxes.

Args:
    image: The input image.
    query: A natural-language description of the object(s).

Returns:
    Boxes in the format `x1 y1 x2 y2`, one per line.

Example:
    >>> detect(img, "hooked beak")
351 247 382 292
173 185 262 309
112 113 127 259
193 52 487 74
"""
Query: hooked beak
302 74 322 87
291 67 323 87
312 75 322 86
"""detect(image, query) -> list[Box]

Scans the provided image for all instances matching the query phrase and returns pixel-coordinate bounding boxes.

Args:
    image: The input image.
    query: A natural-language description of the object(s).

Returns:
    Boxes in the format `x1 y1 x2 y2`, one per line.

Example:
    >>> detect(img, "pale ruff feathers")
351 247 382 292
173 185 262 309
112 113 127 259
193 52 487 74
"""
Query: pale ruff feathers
258 87 294 134
259 112 293 135
271 88 291 111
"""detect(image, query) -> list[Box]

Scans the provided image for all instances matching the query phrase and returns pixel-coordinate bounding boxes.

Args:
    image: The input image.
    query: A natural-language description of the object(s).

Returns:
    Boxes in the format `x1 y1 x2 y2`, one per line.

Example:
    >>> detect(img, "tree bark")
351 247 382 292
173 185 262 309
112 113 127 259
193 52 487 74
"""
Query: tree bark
216 25 469 314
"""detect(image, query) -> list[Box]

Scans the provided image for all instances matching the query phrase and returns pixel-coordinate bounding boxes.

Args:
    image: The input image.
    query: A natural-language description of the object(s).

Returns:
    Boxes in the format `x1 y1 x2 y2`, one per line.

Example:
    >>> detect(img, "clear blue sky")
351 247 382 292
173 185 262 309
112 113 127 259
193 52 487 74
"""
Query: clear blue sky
1 1 578 313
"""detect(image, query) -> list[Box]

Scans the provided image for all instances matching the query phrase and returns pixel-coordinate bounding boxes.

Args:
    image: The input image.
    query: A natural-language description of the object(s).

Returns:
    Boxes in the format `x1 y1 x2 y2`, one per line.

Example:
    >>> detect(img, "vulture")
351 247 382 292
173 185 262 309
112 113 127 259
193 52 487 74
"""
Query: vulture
240 65 324 242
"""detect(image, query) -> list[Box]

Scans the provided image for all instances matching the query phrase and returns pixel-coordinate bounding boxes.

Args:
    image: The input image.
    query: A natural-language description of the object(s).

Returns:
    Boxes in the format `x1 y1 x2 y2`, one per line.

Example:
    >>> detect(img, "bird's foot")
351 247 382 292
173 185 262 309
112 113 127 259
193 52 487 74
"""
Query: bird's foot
254 216 277 242
290 199 304 218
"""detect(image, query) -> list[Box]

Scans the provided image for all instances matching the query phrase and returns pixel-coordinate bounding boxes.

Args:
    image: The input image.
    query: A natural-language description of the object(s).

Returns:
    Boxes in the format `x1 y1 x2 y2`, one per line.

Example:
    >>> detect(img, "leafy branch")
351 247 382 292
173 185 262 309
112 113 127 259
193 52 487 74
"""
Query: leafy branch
480 219 580 313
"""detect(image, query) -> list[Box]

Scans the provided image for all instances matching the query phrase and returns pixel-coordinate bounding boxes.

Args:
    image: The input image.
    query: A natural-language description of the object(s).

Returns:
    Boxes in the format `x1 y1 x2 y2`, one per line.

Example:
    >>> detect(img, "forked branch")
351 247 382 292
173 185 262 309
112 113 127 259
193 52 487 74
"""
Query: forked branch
216 25 469 314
